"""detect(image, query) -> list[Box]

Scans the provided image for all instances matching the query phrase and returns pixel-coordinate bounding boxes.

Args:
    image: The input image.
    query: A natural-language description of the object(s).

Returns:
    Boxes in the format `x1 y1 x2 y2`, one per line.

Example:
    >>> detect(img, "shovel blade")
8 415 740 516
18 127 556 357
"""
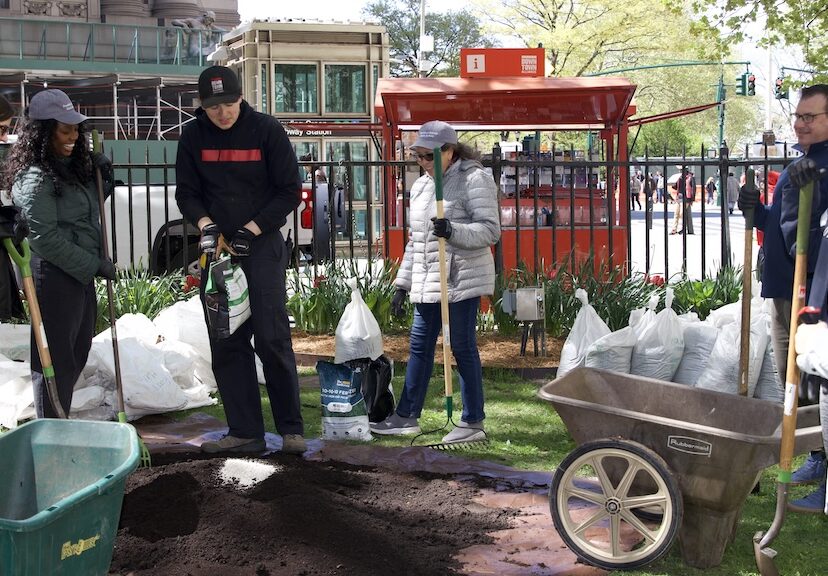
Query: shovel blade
753 531 780 576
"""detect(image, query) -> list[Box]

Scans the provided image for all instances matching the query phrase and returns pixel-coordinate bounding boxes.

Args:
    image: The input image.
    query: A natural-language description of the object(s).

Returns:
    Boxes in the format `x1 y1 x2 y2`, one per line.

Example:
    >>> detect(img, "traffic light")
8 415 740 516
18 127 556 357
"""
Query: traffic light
736 73 747 96
747 74 756 96
775 76 788 99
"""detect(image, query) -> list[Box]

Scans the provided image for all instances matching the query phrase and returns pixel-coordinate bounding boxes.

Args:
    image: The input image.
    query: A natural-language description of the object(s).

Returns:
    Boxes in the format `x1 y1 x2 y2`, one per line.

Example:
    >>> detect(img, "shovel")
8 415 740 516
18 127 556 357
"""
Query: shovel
753 180 815 575
738 168 756 396
2 237 67 419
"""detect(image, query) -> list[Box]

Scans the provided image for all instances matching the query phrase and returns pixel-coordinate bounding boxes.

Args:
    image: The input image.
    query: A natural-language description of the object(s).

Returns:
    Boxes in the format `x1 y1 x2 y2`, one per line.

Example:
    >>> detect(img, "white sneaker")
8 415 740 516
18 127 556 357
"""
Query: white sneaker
441 421 486 444
370 413 421 435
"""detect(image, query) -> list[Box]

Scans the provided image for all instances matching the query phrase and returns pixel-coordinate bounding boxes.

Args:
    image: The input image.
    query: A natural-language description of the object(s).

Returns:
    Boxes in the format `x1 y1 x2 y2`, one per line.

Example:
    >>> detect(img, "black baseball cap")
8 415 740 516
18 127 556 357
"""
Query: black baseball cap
198 66 241 108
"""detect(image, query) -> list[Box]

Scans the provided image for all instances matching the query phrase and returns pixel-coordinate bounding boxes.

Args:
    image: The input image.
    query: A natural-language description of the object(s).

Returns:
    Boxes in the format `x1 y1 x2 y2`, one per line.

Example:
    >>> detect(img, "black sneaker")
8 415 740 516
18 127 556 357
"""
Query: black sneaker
370 413 421 435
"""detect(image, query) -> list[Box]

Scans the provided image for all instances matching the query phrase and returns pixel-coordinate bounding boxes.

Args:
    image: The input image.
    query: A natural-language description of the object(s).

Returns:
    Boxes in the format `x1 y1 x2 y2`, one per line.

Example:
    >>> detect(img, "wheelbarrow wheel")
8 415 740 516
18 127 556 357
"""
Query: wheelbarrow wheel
549 438 683 570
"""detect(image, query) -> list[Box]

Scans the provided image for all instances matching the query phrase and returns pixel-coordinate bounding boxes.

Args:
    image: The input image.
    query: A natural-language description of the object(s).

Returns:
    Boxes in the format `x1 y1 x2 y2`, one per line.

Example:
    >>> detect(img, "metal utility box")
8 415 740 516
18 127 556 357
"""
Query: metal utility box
515 287 544 321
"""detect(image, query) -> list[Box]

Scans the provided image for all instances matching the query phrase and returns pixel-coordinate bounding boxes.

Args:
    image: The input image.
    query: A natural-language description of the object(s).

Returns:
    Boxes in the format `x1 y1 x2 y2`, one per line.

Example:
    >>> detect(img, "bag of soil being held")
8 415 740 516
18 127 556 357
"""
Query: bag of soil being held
317 360 372 441
204 254 251 339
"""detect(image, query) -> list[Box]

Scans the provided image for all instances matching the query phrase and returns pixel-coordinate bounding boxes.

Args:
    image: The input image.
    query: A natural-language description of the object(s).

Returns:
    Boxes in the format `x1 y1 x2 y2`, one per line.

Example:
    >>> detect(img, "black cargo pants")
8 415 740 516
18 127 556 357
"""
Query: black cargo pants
200 229 304 439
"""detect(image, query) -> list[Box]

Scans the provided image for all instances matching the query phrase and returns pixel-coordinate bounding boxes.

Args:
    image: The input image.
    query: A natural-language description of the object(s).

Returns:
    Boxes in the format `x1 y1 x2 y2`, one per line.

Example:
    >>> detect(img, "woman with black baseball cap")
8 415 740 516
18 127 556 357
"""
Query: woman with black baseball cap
2 88 117 418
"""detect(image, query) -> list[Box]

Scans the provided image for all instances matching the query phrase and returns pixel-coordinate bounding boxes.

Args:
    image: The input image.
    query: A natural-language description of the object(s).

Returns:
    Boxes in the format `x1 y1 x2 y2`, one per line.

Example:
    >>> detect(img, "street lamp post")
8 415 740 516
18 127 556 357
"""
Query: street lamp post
719 140 731 267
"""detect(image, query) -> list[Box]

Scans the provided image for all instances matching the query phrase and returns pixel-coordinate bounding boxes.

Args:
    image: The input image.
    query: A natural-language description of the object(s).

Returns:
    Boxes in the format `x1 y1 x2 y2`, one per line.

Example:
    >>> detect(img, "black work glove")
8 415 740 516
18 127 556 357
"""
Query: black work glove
199 223 220 254
391 288 407 318
0 205 28 246
737 184 759 212
788 157 825 188
229 227 256 257
96 257 117 281
92 152 115 199
431 217 452 239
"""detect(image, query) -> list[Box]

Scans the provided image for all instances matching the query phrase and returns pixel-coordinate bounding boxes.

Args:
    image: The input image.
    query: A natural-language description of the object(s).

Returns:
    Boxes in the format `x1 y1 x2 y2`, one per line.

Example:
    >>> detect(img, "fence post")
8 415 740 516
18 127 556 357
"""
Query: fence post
719 142 731 268
492 142 503 275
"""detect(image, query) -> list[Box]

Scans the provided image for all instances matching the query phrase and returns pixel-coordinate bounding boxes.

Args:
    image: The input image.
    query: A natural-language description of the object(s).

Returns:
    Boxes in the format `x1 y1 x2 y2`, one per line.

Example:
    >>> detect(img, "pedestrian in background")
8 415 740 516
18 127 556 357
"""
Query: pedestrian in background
176 65 306 455
705 176 716 204
372 120 501 445
2 89 116 418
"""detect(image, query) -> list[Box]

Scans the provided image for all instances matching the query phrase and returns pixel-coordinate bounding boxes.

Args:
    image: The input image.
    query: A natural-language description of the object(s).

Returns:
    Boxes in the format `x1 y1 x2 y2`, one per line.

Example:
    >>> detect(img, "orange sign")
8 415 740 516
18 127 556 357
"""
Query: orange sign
460 48 546 78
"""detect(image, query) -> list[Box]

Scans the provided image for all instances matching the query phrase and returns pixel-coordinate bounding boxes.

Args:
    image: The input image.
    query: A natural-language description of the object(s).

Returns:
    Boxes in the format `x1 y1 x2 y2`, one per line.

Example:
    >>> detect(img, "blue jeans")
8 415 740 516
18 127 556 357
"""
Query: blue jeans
396 297 485 423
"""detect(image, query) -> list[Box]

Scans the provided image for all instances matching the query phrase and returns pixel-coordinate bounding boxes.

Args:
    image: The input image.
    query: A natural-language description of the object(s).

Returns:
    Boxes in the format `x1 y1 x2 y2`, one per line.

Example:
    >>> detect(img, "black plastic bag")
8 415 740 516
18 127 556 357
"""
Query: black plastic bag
347 355 395 423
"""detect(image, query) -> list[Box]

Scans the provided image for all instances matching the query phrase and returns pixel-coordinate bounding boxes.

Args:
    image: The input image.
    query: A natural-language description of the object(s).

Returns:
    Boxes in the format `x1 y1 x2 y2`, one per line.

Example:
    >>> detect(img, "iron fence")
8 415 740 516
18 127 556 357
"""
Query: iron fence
106 144 799 282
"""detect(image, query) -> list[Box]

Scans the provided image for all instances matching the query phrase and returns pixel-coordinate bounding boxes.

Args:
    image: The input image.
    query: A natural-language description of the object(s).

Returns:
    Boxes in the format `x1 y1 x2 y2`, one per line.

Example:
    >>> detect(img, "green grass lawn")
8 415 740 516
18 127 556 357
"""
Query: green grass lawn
173 365 828 576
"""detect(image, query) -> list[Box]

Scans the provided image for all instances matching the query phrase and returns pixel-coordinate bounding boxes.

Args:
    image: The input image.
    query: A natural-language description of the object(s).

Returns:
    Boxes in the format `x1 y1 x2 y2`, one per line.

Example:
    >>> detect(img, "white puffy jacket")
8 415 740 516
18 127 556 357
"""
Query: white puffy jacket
395 158 500 303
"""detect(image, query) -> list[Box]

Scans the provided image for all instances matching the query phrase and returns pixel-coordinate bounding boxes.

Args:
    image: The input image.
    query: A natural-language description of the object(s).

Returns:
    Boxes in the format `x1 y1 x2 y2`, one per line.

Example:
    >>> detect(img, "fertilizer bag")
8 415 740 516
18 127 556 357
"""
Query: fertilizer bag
557 289 611 378
335 277 383 364
204 254 251 340
584 326 637 373
317 360 372 441
630 289 685 381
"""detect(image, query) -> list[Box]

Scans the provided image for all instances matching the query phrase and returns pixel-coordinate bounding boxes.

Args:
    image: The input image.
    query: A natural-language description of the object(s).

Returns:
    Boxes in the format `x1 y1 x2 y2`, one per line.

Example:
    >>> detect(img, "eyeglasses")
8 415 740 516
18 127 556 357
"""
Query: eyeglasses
792 112 828 124
0 125 9 136
414 152 435 162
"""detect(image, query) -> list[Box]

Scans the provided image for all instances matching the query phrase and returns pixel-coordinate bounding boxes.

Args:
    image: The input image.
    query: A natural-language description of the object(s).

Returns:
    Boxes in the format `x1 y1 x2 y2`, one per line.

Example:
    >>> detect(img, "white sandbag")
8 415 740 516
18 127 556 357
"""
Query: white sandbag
557 289 610 378
694 313 768 397
100 312 160 345
672 321 719 386
755 340 783 403
0 322 30 361
89 334 189 420
153 296 217 391
706 301 740 328
584 326 637 373
630 290 684 381
334 277 383 364
70 385 105 412
0 360 33 429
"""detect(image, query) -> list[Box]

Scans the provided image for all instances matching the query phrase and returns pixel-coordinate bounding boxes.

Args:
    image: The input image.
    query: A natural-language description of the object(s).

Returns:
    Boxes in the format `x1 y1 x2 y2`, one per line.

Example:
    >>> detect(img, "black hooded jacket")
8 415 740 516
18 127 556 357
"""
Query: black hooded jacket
175 100 301 237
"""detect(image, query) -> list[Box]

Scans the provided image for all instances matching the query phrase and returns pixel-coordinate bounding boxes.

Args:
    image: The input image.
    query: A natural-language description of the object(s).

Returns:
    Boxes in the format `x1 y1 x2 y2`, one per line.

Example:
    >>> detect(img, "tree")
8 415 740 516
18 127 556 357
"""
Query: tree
684 0 828 84
362 0 496 77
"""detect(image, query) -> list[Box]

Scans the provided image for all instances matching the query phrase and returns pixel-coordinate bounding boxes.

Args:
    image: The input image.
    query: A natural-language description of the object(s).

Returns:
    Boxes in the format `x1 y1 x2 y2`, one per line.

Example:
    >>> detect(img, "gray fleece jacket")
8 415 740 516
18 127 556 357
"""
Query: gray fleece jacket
395 158 500 303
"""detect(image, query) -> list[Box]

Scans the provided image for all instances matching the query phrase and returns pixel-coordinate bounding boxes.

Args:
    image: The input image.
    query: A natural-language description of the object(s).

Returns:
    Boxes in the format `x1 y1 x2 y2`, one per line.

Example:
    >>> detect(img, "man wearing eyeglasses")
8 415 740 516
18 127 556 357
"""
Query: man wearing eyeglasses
740 84 828 512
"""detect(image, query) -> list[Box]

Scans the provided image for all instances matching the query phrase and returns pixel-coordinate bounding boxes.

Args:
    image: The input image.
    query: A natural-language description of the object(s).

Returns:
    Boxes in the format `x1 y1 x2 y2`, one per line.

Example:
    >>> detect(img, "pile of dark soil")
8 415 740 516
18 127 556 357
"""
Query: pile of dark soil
109 453 517 576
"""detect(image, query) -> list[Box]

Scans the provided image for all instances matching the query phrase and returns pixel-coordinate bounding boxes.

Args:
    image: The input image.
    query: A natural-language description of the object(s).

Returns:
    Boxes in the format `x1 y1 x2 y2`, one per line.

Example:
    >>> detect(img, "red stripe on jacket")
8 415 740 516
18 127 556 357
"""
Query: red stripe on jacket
201 149 263 162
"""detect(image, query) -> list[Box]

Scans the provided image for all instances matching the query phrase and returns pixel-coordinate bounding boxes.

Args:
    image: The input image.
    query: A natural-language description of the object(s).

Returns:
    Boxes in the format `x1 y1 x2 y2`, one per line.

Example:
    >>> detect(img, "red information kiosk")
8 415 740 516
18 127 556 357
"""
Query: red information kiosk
375 73 638 275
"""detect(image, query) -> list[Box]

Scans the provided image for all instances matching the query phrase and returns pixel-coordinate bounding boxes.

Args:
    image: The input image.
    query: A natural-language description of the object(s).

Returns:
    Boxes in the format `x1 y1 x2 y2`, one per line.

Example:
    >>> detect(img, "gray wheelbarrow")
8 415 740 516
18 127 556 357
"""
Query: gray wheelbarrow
537 367 822 571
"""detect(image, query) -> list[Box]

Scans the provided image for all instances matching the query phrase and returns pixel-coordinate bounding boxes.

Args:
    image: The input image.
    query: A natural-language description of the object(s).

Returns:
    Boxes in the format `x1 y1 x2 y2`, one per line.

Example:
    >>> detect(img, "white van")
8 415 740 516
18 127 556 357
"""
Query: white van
105 181 328 274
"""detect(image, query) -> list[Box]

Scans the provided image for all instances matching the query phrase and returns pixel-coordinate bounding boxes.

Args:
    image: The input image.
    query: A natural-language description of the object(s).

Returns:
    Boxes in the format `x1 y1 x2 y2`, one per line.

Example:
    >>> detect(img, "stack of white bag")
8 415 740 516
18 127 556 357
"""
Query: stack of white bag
630 289 684 381
84 308 217 421
0 295 218 428
555 284 783 403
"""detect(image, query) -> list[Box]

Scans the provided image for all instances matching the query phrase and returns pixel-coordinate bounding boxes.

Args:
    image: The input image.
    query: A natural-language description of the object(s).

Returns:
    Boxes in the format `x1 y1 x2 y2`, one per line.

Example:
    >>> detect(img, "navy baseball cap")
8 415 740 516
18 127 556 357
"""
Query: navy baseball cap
29 89 87 125
198 66 241 108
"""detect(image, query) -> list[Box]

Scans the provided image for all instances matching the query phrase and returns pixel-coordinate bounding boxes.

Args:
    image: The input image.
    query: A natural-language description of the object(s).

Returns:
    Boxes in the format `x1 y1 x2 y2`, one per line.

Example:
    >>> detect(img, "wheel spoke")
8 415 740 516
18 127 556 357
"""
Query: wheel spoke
615 459 643 498
625 493 669 511
572 507 609 538
619 510 657 544
610 512 622 557
564 484 606 507
593 454 617 497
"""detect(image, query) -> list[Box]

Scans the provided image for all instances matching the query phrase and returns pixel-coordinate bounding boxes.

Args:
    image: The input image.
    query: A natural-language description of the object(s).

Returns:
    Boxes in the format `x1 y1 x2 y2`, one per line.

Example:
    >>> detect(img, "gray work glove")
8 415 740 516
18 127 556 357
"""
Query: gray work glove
391 288 407 318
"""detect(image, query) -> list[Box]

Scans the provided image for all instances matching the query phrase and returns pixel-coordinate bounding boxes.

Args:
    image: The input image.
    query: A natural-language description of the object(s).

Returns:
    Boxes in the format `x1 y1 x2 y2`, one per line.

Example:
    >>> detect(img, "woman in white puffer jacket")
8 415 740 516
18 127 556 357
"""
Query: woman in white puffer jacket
371 121 501 445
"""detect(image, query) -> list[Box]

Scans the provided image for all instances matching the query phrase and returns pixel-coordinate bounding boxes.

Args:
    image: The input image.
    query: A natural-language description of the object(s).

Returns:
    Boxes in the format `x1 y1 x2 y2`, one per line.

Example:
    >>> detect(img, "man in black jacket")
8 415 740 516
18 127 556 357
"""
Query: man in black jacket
176 65 305 455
